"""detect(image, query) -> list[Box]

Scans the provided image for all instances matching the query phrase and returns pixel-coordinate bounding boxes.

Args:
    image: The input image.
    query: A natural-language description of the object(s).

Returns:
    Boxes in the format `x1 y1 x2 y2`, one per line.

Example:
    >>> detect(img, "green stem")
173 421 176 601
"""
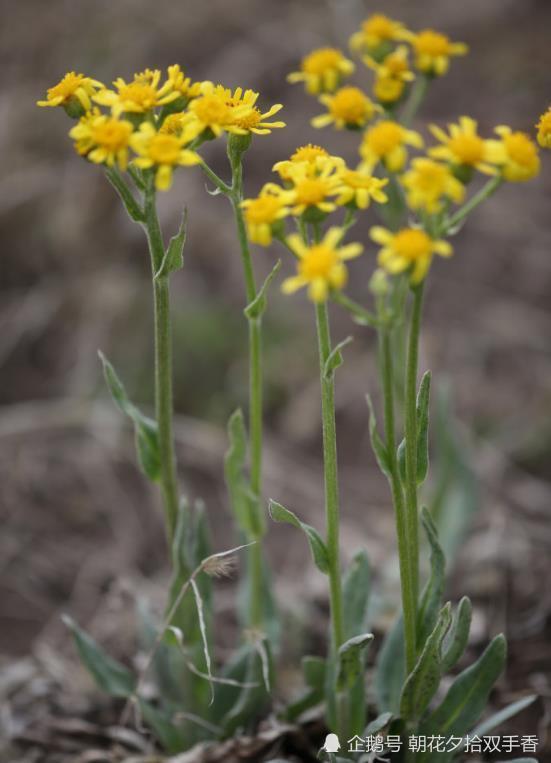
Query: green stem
442 175 502 233
401 74 430 127
403 283 425 611
378 327 417 676
144 184 180 541
331 290 379 327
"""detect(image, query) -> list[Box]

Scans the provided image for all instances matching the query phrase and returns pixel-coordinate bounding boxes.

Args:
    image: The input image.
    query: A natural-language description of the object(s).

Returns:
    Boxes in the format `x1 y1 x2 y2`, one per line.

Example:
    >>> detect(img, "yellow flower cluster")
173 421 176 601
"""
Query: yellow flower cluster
38 67 285 190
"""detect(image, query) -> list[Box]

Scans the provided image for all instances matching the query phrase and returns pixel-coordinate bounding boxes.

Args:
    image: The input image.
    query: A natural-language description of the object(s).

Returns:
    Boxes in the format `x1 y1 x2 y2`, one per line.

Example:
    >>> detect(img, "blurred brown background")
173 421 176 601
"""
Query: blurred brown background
1 0 551 757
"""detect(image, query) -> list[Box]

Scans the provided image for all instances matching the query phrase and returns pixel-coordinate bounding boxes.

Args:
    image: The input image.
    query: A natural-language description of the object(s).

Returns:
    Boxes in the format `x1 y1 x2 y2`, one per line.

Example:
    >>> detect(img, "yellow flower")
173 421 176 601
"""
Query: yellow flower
364 46 415 104
370 226 452 284
241 192 291 246
216 86 285 135
401 158 465 214
412 29 468 76
486 126 540 182
159 113 188 136
536 106 551 149
350 14 410 56
359 120 423 172
69 109 134 170
284 162 342 217
94 69 180 116
287 47 354 95
272 144 342 181
335 168 389 209
37 72 104 116
282 227 363 302
130 122 200 190
166 64 203 102
428 116 500 175
312 86 379 130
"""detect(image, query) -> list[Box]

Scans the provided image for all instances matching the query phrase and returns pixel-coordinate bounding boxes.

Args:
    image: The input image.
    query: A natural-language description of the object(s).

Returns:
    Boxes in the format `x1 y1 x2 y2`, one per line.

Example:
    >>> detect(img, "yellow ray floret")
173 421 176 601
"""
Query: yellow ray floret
288 48 354 95
370 226 452 284
217 86 285 134
536 106 551 149
272 144 342 181
166 64 203 102
69 109 134 170
360 120 423 172
486 126 540 182
312 86 380 130
364 46 415 104
94 69 180 116
350 14 410 55
130 122 200 190
241 190 291 246
282 227 363 302
37 72 104 114
412 29 468 76
283 162 343 216
401 158 465 214
428 116 500 174
335 168 389 210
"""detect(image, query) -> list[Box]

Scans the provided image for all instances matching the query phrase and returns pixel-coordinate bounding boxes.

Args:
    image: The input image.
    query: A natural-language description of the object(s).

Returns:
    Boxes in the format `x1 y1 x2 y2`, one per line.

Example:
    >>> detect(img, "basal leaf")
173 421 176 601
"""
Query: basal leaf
441 596 472 673
337 633 374 691
375 613 405 714
269 500 329 574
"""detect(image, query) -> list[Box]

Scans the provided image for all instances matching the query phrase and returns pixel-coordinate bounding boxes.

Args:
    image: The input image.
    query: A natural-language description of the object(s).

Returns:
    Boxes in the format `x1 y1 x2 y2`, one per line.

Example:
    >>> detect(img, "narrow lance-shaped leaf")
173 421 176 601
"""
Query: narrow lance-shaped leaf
155 207 187 280
324 336 353 380
400 603 452 722
375 614 405 714
224 408 249 532
441 596 472 673
363 712 393 736
366 394 391 479
471 694 537 737
337 633 374 690
62 615 136 698
343 550 370 639
244 260 282 320
397 370 431 485
98 351 160 481
420 633 507 738
417 507 446 645
269 500 329 574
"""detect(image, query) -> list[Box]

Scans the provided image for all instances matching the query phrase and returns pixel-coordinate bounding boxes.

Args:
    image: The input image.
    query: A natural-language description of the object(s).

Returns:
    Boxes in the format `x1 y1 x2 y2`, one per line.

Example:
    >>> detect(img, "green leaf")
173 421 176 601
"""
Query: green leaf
421 633 507 738
363 711 393 736
283 656 326 722
400 603 452 722
324 336 353 380
244 260 282 320
343 550 370 639
337 633 374 690
62 615 135 698
138 699 188 753
375 614 405 714
471 694 537 736
105 168 144 222
441 596 472 673
366 394 391 479
397 371 431 485
98 351 160 481
417 507 446 645
269 500 329 574
155 208 187 279
224 409 264 538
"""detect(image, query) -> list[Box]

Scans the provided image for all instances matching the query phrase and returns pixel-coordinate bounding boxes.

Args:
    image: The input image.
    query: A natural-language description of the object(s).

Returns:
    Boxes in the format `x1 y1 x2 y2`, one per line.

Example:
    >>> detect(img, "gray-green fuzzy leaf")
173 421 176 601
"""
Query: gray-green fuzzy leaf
324 336 353 380
471 693 536 737
343 550 370 639
400 603 452 722
417 507 446 645
366 394 391 479
441 596 472 673
224 409 263 537
98 351 160 481
397 371 431 485
155 208 187 279
337 633 374 690
62 615 136 698
244 260 282 320
363 711 393 736
421 633 507 738
269 500 329 574
375 614 405 714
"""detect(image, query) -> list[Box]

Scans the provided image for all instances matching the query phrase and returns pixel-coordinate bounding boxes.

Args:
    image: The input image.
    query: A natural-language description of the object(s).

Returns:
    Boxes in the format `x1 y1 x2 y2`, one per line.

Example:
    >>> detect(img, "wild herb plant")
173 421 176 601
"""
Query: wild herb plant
37 12 551 761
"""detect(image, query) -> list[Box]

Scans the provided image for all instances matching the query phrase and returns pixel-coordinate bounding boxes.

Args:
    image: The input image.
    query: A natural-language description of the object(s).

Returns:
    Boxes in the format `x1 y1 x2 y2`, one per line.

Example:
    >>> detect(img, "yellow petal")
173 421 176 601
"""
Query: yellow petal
370 226 393 245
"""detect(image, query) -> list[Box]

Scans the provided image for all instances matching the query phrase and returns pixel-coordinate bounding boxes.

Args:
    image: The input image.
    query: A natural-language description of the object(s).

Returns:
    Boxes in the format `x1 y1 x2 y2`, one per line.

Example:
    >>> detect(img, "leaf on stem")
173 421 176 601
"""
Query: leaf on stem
155 208 187 280
366 394 392 479
224 409 264 537
105 168 145 223
440 595 472 673
268 500 329 574
62 615 136 697
244 260 282 320
98 351 160 481
323 336 353 380
343 550 370 639
337 633 374 690
397 370 431 485
400 602 452 722
417 507 446 644
420 633 507 738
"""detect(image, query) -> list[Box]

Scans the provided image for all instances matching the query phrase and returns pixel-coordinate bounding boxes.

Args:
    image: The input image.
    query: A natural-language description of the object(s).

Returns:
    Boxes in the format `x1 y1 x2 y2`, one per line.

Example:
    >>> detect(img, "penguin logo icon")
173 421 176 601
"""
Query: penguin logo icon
322 733 341 753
